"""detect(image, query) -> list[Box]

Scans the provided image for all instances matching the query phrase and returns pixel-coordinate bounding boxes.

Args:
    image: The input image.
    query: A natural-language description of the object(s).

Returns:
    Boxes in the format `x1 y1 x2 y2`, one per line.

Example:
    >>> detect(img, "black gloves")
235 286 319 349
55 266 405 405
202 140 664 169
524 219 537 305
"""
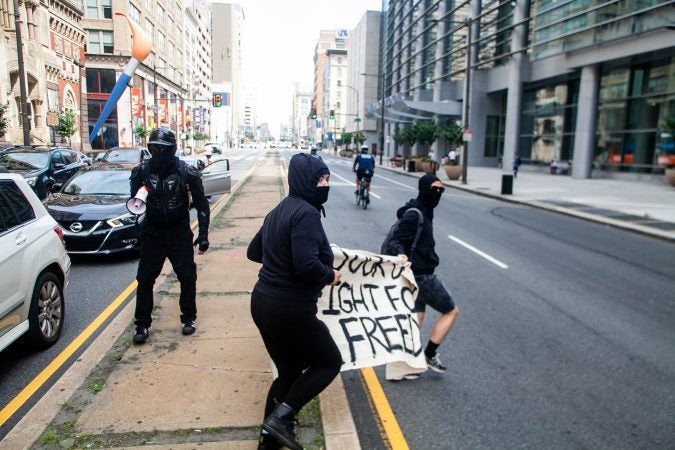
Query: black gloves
194 234 209 252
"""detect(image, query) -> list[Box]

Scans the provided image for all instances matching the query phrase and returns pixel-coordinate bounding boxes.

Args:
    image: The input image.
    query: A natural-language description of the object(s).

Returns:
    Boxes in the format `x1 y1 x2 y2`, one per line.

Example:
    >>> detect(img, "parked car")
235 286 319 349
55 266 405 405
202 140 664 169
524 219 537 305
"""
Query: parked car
97 147 150 165
179 156 231 197
0 173 70 352
0 147 88 199
43 164 144 255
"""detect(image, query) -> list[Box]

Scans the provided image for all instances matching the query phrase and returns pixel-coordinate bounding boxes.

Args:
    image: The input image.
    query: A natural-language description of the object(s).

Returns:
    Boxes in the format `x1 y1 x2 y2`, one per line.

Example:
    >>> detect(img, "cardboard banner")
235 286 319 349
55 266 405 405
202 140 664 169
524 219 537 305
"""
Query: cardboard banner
177 107 183 127
131 88 141 117
319 246 427 373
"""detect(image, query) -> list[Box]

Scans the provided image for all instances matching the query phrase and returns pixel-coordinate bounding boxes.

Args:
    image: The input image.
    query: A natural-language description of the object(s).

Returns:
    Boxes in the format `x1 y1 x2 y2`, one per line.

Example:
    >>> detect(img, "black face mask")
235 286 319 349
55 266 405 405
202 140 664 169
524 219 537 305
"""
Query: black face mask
418 190 442 209
149 149 175 176
315 186 330 205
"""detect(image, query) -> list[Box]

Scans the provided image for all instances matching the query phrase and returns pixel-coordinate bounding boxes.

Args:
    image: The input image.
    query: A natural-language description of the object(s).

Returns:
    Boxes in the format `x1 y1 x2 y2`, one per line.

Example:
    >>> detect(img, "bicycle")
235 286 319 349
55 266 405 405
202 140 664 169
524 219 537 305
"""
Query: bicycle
355 175 371 209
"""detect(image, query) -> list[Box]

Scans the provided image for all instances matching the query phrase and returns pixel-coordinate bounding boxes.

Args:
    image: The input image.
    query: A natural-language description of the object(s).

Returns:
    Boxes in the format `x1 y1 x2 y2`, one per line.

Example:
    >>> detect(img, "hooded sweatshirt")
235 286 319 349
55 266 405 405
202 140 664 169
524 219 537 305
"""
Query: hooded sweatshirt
247 153 334 302
389 174 443 275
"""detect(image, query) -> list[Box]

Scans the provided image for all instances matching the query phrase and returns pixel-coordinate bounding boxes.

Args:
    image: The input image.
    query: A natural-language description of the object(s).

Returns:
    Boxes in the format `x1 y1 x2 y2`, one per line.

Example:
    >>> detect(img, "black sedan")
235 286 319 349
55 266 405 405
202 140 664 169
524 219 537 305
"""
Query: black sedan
43 165 143 255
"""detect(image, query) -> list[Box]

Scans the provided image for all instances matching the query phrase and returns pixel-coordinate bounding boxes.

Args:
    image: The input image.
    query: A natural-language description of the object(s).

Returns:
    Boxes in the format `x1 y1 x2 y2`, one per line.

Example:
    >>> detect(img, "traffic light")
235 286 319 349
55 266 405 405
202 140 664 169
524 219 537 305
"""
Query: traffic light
310 108 317 120
329 109 335 120
213 94 222 108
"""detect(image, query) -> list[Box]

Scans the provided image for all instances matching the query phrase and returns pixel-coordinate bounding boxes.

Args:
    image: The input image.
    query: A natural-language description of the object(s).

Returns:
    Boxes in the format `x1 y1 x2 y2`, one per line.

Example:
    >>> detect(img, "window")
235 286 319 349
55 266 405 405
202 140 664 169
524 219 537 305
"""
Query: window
158 32 165 51
145 0 153 14
86 68 116 93
158 6 164 26
86 0 112 19
129 3 141 23
0 180 35 229
87 31 113 54
145 19 154 40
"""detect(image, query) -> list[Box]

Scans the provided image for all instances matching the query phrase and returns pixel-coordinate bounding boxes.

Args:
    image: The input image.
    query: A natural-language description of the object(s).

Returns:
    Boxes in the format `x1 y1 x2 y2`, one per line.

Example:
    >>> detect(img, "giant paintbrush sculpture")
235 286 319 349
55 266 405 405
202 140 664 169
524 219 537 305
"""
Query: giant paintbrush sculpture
89 12 152 143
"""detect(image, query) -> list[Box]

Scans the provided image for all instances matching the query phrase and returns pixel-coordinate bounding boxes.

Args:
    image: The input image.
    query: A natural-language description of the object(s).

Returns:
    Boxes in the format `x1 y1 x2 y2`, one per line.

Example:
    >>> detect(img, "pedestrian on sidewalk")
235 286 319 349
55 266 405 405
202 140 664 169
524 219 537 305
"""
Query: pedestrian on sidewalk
247 152 342 450
513 152 522 178
387 174 459 377
129 128 210 344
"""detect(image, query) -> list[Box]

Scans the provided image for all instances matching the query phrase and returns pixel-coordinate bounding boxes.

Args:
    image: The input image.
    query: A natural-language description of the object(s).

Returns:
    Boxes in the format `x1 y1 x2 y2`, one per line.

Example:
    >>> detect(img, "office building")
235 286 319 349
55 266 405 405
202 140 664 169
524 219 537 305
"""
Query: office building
369 0 675 179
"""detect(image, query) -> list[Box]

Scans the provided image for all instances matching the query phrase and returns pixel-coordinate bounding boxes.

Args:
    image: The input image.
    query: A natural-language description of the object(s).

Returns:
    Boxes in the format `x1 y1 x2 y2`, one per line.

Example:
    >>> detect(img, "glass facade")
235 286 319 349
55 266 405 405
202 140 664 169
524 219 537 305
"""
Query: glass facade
85 68 118 150
530 0 675 60
595 56 675 171
521 79 579 163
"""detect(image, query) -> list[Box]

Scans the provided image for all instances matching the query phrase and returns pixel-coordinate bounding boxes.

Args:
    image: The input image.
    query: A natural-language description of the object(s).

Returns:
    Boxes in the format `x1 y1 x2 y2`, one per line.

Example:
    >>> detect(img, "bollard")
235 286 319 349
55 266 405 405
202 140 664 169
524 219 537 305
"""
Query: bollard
407 160 416 172
501 174 513 195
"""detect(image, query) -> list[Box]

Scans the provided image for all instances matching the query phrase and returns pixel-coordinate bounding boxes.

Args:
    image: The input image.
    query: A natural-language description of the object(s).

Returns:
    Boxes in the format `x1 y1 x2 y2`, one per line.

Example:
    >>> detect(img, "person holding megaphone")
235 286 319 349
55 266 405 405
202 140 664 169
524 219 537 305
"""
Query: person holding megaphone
129 128 210 344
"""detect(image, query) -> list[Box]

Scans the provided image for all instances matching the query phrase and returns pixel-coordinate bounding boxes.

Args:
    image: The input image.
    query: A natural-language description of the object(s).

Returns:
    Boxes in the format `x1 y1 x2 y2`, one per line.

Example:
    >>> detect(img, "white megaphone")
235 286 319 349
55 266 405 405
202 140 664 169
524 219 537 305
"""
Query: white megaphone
126 185 148 215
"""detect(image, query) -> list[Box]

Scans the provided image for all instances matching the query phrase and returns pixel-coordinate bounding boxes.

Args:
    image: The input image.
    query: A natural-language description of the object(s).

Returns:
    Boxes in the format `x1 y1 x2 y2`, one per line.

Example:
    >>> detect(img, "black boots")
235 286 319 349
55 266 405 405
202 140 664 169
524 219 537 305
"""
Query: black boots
257 429 283 450
262 403 303 450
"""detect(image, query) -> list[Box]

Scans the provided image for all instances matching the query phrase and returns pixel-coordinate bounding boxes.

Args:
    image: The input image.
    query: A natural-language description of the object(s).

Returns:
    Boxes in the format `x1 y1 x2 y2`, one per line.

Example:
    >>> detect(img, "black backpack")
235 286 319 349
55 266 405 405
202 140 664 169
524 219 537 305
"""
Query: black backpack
380 207 424 261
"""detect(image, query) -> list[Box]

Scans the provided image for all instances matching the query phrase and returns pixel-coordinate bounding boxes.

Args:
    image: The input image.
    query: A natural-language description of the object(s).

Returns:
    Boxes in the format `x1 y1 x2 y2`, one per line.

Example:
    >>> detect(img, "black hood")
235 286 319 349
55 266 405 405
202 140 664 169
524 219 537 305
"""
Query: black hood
397 198 431 219
288 153 330 207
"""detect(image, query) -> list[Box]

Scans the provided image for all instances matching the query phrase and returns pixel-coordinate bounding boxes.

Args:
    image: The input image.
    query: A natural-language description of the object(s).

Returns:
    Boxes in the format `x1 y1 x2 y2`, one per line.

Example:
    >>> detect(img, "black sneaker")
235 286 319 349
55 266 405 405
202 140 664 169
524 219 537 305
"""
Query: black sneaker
182 321 196 335
133 327 149 344
426 354 447 373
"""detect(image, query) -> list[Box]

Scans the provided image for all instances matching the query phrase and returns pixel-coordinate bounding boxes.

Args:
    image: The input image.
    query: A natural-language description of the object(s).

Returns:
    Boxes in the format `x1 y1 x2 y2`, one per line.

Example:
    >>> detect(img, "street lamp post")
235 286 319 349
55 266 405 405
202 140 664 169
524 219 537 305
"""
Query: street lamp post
361 72 386 165
461 17 473 185
13 0 31 145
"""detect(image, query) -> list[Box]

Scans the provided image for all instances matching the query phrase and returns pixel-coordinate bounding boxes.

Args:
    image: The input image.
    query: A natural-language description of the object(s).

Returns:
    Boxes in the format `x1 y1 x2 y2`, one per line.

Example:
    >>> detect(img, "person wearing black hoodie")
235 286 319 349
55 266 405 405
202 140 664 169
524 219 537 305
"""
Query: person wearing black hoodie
388 174 459 376
247 153 342 450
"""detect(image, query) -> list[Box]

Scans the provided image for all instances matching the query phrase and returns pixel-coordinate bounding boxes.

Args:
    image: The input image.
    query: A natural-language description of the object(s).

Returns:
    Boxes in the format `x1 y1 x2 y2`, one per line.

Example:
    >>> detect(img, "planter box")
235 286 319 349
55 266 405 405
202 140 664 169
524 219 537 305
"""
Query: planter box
666 168 675 187
418 161 437 174
444 165 462 180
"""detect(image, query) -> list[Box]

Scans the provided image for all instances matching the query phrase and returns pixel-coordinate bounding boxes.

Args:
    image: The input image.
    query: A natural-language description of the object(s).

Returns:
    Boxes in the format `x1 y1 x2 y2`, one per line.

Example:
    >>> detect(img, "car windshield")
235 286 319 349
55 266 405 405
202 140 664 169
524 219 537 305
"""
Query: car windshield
102 150 140 163
0 152 49 170
61 170 131 195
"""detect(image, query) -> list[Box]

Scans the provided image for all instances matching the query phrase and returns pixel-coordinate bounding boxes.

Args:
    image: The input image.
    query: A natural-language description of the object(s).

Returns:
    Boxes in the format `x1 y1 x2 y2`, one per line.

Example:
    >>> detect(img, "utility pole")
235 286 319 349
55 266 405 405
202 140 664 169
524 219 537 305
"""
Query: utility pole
461 18 473 184
379 72 385 166
153 63 159 126
13 0 31 145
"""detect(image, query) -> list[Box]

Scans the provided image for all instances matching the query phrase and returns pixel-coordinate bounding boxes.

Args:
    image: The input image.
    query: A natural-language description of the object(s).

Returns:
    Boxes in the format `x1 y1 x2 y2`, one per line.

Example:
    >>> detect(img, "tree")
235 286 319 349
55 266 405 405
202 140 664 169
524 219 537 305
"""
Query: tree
0 104 8 138
440 121 463 148
57 110 77 146
353 132 366 146
413 120 438 156
392 126 404 156
341 131 353 149
134 124 150 145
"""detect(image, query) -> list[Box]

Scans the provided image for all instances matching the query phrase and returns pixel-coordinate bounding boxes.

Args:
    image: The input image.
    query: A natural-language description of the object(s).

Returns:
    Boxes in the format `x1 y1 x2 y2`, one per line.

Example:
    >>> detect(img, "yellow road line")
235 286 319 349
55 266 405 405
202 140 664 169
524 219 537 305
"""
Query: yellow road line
1 158 261 427
0 282 138 426
360 367 410 450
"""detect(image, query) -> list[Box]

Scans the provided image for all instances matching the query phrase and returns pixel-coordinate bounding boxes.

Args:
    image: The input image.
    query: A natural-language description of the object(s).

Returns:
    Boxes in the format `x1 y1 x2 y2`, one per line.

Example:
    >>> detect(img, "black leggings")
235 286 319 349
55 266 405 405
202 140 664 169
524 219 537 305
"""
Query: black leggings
250 290 342 417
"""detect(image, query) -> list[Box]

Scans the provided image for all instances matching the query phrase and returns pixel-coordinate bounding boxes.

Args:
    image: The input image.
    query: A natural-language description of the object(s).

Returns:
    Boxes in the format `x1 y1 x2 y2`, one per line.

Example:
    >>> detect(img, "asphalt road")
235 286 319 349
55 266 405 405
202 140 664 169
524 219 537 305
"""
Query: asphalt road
312 151 675 449
0 147 261 440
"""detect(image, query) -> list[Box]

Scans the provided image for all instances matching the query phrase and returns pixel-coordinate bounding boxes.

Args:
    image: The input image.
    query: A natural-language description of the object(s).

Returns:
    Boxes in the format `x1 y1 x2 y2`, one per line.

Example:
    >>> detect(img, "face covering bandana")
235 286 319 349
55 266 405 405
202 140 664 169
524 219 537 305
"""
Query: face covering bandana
315 186 330 205
418 189 442 209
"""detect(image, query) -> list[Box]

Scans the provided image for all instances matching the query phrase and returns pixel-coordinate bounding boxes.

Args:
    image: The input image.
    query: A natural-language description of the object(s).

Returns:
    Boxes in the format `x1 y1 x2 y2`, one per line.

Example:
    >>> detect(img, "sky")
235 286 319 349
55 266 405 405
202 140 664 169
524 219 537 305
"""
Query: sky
236 0 382 135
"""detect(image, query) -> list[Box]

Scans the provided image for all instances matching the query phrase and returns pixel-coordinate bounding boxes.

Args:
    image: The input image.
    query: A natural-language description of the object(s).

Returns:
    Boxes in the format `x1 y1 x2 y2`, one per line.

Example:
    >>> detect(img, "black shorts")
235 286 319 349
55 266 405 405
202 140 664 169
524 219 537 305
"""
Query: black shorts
356 170 372 181
414 274 456 313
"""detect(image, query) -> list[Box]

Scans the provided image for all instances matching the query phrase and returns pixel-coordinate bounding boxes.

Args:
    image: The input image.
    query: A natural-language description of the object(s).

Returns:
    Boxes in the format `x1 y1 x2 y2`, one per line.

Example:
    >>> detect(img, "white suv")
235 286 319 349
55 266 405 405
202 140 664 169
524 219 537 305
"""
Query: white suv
0 172 71 352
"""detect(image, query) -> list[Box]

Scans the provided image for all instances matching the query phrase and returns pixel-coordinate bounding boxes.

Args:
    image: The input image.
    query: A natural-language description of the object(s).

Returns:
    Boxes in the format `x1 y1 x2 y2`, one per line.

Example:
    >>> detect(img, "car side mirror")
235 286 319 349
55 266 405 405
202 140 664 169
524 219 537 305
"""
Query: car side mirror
52 182 62 192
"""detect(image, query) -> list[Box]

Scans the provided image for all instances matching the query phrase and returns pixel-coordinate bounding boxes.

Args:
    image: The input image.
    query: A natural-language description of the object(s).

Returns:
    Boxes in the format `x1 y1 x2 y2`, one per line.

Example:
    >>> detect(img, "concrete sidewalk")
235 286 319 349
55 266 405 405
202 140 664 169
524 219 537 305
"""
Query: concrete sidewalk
366 154 675 242
1 155 360 449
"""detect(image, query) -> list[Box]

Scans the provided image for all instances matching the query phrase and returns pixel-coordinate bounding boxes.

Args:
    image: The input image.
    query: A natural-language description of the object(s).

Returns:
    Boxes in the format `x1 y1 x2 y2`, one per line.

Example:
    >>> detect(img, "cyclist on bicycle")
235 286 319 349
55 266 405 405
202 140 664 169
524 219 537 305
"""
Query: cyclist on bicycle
353 145 375 194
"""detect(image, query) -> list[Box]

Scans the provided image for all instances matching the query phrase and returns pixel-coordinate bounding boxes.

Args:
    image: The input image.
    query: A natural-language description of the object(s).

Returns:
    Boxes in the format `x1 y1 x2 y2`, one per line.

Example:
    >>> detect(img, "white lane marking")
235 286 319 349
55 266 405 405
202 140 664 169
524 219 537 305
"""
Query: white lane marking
448 235 509 269
330 171 382 199
373 173 416 190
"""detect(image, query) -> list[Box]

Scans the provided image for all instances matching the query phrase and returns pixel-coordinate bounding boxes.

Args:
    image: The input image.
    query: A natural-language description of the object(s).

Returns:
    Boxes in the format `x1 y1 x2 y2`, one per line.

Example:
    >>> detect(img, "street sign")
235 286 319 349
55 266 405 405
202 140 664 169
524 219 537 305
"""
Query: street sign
354 117 362 122
463 129 472 142
149 104 160 109
47 111 59 127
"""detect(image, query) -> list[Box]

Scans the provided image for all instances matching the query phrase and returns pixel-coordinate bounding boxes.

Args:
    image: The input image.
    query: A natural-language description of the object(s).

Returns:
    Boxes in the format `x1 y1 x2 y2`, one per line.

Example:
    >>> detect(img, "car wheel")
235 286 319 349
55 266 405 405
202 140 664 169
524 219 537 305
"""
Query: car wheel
27 272 64 349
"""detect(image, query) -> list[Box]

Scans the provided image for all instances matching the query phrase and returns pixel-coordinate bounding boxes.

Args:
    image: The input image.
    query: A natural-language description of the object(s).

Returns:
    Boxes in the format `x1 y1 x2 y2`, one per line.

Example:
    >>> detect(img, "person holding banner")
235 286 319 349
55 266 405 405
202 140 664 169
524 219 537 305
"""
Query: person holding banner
388 174 459 375
130 128 210 344
247 153 342 450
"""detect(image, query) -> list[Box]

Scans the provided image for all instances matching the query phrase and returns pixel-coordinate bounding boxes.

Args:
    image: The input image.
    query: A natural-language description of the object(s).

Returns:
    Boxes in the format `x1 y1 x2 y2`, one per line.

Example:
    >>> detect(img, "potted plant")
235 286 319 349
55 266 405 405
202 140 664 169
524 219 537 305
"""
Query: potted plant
133 124 150 146
440 122 463 180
